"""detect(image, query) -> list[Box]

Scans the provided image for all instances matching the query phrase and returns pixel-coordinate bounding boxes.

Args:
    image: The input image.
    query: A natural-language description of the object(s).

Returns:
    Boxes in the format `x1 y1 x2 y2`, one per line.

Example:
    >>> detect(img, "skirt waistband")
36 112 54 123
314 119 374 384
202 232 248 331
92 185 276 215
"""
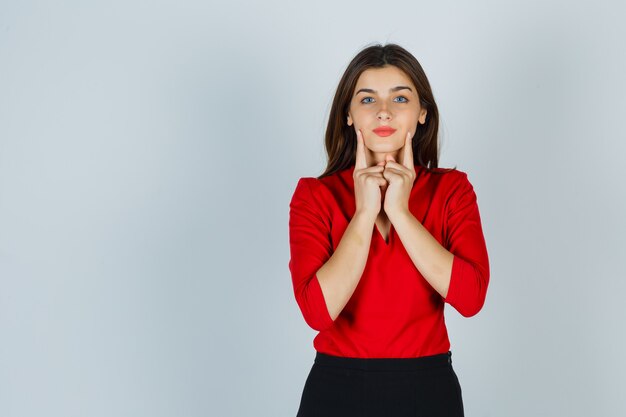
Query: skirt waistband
314 351 452 371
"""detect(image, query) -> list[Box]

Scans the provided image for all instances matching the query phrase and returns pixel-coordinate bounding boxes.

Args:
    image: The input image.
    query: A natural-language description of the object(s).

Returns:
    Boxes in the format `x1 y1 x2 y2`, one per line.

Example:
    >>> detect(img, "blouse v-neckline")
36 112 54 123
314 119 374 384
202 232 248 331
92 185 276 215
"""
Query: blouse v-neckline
341 162 424 249
374 219 394 247
342 165 396 249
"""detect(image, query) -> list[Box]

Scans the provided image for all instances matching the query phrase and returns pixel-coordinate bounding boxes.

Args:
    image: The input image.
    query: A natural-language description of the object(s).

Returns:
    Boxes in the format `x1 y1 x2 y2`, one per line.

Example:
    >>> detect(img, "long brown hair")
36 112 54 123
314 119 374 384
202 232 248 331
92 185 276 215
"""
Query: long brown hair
318 43 456 179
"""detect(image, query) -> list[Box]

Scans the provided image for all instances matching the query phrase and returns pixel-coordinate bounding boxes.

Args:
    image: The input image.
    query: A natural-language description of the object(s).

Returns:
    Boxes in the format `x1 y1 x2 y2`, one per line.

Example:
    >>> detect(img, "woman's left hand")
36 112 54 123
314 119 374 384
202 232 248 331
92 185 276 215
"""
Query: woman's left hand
382 131 416 221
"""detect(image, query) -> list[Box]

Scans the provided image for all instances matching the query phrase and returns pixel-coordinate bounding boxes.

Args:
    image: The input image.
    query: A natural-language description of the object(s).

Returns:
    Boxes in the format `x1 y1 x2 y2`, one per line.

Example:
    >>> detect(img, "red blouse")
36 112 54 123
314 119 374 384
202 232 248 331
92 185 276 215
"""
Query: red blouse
288 163 490 358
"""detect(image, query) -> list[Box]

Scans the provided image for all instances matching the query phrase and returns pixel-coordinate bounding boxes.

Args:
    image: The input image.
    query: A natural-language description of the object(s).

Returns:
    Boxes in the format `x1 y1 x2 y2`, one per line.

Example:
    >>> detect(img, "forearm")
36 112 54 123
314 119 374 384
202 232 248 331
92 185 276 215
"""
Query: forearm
389 209 454 298
316 211 375 321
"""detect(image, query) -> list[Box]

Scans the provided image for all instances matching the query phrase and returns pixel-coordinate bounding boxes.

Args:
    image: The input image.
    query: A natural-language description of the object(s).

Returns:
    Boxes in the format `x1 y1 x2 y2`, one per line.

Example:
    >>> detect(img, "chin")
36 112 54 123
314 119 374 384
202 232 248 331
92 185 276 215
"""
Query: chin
367 139 403 150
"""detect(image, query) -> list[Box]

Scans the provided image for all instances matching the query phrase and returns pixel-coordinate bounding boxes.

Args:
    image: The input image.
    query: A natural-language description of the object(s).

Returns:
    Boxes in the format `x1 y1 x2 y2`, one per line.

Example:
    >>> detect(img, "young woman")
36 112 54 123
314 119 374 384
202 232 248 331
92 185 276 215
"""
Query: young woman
288 43 490 417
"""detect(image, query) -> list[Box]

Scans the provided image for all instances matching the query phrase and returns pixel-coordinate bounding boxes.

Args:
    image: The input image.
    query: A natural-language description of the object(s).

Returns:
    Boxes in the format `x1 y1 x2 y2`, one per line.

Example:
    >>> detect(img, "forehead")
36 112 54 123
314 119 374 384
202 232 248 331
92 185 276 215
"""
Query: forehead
354 66 415 91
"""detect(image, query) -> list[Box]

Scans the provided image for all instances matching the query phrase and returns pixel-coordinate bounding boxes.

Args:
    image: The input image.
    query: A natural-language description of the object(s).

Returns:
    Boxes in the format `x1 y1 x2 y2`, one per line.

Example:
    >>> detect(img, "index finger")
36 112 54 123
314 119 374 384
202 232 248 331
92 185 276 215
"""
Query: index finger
402 131 415 171
355 129 368 170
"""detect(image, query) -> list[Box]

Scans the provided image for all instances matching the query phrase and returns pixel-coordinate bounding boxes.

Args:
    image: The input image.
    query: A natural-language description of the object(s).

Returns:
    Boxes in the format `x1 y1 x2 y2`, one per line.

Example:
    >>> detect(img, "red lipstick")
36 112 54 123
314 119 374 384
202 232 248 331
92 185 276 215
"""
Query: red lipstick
372 126 397 137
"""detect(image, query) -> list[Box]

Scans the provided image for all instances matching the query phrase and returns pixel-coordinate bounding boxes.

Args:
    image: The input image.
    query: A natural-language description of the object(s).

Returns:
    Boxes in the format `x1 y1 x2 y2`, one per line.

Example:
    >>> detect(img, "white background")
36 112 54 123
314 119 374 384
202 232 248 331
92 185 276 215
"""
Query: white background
1 1 625 416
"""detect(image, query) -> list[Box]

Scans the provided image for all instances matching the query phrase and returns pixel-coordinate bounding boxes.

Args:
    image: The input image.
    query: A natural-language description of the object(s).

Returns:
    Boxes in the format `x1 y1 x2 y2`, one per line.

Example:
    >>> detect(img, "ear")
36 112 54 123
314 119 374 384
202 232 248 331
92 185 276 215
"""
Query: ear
347 113 353 126
418 108 427 124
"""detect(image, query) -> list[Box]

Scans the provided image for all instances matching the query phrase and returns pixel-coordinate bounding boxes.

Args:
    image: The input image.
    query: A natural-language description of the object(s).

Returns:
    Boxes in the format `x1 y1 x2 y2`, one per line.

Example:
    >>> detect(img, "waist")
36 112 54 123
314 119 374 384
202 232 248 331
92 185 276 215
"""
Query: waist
314 350 452 371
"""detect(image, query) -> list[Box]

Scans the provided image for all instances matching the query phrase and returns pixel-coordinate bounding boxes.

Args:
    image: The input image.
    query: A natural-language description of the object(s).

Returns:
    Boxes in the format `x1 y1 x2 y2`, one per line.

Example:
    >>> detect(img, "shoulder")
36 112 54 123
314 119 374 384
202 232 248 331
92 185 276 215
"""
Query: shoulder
443 168 470 191
418 166 470 192
431 168 481 214
293 167 348 199
290 171 348 222
292 175 327 192
417 167 476 212
291 177 316 201
290 176 328 206
427 166 467 179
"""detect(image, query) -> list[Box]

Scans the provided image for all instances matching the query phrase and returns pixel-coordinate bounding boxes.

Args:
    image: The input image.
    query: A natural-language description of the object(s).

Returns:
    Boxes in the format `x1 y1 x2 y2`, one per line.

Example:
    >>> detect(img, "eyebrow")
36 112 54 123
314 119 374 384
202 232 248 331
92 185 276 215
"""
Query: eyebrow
354 86 413 95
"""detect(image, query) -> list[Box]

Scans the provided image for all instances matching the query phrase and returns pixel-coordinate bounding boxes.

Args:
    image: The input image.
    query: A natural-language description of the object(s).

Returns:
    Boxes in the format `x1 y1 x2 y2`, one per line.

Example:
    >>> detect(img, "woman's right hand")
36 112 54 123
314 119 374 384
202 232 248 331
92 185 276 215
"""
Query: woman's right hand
353 129 387 221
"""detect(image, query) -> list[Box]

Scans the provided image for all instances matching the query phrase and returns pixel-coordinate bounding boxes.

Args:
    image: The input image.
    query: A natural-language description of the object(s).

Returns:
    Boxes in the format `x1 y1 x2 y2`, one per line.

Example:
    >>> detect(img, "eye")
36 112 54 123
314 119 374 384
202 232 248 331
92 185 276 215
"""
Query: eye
360 96 409 104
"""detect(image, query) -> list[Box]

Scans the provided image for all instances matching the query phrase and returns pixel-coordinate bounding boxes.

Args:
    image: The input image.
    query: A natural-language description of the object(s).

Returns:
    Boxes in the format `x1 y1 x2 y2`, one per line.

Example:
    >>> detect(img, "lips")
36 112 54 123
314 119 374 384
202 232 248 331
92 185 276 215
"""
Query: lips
373 126 397 137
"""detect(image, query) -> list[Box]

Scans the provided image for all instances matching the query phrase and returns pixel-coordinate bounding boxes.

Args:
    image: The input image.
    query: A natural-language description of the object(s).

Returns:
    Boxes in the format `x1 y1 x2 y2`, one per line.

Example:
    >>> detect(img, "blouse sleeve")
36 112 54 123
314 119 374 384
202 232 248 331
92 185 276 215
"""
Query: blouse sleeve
443 172 490 317
288 177 335 331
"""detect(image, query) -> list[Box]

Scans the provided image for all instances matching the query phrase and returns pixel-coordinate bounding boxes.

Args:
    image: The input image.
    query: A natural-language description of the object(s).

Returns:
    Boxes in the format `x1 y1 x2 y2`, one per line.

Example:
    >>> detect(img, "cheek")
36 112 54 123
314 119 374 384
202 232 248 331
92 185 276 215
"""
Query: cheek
353 107 373 118
352 111 373 126
401 115 420 130
398 106 419 119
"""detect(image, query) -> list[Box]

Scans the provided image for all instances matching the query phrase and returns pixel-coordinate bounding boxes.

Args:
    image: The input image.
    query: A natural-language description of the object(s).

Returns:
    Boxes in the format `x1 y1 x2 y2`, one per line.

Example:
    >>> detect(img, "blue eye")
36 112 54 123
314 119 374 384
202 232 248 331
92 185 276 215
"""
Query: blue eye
360 96 409 104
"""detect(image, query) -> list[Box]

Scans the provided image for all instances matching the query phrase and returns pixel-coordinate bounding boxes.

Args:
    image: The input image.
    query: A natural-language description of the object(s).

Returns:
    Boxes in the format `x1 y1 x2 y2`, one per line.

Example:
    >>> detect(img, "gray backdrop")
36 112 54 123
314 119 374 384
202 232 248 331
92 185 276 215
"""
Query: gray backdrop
1 1 625 416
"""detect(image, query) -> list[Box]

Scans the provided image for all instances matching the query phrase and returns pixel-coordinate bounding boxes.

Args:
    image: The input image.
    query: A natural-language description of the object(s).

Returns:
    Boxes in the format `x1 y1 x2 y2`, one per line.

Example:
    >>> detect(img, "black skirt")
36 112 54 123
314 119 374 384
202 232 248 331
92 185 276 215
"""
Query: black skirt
296 351 464 417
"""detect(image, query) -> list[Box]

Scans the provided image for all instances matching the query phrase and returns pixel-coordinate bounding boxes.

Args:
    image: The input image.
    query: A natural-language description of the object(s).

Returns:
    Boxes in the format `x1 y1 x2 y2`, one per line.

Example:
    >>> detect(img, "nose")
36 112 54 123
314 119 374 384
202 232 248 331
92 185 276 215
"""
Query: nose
377 110 391 121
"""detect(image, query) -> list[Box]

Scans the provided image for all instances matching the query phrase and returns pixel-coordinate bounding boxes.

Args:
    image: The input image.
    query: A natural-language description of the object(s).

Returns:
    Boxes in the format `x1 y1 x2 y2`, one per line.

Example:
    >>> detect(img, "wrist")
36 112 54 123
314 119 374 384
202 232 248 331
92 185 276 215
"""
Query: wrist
387 207 412 224
354 209 378 224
